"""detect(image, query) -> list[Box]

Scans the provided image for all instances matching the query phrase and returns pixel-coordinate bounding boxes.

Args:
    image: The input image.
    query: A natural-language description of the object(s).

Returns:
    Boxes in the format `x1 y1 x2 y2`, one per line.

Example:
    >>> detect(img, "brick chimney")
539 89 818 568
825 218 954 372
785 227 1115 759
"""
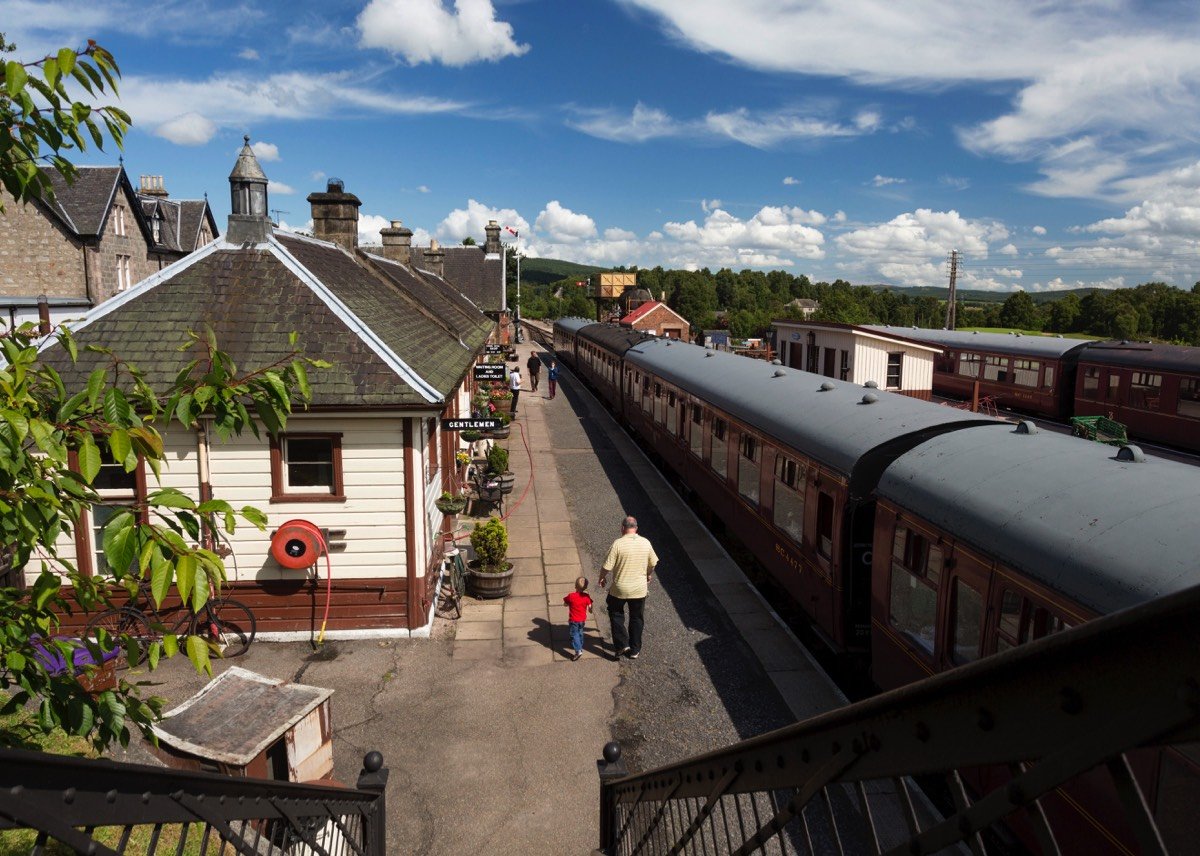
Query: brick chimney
379 220 413 265
484 219 502 257
139 175 168 198
423 239 445 278
307 178 361 251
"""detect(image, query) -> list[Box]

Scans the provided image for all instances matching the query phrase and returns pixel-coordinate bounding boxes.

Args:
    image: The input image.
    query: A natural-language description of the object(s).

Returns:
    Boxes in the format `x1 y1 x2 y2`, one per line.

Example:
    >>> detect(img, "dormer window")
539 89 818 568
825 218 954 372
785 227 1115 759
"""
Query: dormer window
114 205 126 237
151 213 162 244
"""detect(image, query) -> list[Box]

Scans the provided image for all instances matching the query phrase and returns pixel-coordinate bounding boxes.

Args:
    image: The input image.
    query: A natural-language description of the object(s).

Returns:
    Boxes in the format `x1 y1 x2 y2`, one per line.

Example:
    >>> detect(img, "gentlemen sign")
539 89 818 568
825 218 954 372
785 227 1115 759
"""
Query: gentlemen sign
442 418 501 431
474 364 507 381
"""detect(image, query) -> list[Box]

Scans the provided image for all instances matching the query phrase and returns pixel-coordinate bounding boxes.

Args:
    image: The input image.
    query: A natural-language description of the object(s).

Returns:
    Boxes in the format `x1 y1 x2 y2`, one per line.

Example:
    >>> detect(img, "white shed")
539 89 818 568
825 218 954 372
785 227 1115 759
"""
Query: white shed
771 321 941 399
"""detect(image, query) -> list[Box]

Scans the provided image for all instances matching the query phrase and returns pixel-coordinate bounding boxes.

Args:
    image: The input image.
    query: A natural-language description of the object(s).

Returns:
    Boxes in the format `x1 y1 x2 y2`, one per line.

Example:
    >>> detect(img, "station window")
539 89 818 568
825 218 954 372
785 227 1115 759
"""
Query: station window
666 391 678 435
737 434 760 505
816 491 834 560
710 418 727 478
689 404 703 455
983 355 1009 382
886 353 903 389
888 524 944 656
271 433 345 502
772 456 806 543
1081 366 1100 398
1128 372 1162 411
950 579 983 665
1012 358 1041 387
958 352 982 378
1179 378 1200 419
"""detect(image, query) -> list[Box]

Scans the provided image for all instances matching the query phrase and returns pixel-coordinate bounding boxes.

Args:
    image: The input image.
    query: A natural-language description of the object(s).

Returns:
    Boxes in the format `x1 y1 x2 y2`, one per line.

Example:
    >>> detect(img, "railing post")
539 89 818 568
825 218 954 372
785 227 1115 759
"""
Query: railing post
357 751 389 855
597 741 628 854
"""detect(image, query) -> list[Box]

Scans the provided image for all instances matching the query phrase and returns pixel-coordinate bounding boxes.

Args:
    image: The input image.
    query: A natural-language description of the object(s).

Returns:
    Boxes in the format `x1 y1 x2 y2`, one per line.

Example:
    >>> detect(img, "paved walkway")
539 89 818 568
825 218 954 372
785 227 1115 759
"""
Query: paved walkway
451 355 606 665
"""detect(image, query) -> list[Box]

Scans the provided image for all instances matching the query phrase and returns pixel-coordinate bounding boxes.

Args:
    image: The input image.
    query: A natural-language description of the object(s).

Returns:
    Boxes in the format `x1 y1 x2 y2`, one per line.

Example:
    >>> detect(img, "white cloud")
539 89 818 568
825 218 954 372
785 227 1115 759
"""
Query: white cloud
569 103 882 147
836 209 1008 286
119 71 466 141
701 199 722 213
871 175 905 187
663 205 825 258
357 213 392 246
999 243 1019 256
251 141 280 162
939 175 970 191
605 227 638 241
1032 225 1047 235
267 180 295 195
438 199 529 244
311 170 327 182
238 48 260 61
535 201 597 243
154 112 217 146
782 176 800 186
357 0 529 67
417 185 431 194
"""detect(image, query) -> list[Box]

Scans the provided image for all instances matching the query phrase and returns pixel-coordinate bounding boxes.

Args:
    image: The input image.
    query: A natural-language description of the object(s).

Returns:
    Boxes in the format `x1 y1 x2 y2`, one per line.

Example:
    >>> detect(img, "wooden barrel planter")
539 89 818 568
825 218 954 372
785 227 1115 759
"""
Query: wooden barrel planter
486 425 511 440
496 472 516 494
467 562 515 598
490 397 513 413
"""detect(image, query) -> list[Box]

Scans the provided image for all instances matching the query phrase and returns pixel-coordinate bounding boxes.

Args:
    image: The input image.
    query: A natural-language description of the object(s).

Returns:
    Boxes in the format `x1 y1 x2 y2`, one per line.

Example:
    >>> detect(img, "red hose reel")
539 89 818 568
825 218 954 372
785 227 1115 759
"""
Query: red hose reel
271 519 327 569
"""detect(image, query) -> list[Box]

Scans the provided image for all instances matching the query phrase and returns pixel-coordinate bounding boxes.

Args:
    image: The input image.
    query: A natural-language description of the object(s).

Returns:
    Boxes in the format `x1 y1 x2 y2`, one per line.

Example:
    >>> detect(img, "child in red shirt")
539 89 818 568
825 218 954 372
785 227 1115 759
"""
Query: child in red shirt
563 577 594 661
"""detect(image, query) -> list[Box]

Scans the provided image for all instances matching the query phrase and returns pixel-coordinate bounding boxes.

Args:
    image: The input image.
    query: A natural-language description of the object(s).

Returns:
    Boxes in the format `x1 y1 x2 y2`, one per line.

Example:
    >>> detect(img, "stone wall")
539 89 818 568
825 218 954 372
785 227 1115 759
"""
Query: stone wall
0 196 87 298
92 196 158 302
632 305 689 338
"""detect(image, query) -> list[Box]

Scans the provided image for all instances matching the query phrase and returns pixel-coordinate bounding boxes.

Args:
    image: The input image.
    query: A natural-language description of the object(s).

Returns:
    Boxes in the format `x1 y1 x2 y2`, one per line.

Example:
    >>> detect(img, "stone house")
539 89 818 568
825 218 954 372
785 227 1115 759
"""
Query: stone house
40 139 494 638
0 166 217 329
620 300 690 339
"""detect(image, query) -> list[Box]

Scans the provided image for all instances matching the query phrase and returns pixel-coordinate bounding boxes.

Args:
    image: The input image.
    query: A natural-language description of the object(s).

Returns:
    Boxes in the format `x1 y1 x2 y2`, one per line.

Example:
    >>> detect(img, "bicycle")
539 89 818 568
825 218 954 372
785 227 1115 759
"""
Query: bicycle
84 577 170 669
438 549 469 619
172 595 257 659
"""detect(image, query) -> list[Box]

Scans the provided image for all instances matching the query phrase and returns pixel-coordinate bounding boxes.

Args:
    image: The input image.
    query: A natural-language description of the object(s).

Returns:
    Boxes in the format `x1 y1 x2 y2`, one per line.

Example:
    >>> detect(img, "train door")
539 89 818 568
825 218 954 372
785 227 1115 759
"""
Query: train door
1102 366 1124 415
843 501 876 654
939 551 988 673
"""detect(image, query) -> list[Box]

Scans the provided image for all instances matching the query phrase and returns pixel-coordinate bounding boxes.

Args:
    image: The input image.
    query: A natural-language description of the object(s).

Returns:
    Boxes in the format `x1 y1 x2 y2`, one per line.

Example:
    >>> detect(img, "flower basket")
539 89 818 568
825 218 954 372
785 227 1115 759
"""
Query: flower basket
436 497 467 515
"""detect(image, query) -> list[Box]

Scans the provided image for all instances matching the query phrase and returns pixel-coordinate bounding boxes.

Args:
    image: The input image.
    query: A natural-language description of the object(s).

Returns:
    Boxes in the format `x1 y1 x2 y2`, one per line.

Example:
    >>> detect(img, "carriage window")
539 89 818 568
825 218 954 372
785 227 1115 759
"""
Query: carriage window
957 352 981 377
983 355 1008 382
816 491 834 559
1081 366 1100 398
642 378 652 413
772 456 806 543
737 434 760 505
951 579 983 665
1128 372 1162 411
710 418 727 477
886 353 903 388
1043 365 1055 389
1179 378 1200 419
999 589 1023 640
666 391 677 435
689 405 703 454
889 523 940 656
655 384 666 424
1012 358 1041 387
1106 372 1121 401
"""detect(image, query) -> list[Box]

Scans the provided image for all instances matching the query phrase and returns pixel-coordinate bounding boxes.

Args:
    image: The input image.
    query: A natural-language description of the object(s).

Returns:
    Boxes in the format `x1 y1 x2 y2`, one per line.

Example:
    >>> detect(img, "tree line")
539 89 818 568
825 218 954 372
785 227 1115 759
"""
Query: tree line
516 264 1200 346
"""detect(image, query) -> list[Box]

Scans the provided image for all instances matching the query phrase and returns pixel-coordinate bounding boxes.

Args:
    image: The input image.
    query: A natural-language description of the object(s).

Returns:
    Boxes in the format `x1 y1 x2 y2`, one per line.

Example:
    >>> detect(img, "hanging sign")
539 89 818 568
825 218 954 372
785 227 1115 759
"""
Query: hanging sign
442 418 501 431
474 364 507 381
484 344 504 355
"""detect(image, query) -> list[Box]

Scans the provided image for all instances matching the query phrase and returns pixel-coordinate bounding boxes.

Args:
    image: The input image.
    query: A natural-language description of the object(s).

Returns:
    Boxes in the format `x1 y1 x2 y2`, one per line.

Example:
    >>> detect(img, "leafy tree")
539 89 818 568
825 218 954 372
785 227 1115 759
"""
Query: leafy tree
462 236 476 246
998 290 1040 330
1 35 130 211
1046 293 1080 332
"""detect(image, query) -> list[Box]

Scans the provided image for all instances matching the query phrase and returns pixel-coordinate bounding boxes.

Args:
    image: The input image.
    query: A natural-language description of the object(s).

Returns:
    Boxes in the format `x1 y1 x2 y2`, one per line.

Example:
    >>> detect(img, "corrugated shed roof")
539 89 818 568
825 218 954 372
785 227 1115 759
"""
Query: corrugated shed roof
1079 341 1200 374
864 326 1094 359
878 424 1200 617
626 338 996 484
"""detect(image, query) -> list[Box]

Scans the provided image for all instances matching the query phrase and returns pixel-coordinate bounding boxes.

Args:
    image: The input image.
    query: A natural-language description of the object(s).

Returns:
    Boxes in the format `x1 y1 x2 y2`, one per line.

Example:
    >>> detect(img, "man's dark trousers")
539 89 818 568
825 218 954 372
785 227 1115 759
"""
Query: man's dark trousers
607 594 646 654
511 388 521 414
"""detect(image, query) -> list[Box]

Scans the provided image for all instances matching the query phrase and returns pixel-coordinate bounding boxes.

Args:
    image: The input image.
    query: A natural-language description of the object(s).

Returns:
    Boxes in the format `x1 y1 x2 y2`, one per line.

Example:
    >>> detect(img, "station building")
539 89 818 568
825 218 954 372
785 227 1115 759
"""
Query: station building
771 320 941 399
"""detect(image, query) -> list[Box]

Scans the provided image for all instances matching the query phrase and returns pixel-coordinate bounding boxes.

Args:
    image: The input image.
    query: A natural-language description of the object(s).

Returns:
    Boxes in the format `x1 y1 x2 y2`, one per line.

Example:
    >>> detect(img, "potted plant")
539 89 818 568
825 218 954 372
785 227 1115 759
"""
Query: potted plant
487 443 516 494
460 428 482 444
467 517 513 598
486 410 511 440
489 387 513 413
435 490 467 516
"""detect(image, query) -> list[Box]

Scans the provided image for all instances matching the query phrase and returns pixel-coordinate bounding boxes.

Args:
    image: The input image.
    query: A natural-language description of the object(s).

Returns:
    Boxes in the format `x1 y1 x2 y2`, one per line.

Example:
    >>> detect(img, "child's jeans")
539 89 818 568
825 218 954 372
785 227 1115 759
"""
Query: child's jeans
569 620 585 653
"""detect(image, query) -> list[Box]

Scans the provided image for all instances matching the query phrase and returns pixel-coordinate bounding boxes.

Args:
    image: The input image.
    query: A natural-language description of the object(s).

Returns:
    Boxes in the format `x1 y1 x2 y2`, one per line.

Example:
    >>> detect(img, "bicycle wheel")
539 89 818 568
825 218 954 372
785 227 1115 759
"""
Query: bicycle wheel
85 607 152 669
175 598 256 658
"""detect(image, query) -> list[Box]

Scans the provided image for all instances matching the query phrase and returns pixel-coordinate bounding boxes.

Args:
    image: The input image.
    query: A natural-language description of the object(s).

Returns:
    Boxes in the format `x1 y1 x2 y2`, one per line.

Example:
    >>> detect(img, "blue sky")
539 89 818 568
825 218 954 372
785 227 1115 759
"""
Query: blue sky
7 0 1200 291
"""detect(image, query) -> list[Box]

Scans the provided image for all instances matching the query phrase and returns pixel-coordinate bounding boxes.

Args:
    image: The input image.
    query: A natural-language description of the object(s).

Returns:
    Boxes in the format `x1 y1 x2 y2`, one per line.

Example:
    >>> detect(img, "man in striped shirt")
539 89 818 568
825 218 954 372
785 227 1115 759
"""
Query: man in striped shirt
599 515 659 660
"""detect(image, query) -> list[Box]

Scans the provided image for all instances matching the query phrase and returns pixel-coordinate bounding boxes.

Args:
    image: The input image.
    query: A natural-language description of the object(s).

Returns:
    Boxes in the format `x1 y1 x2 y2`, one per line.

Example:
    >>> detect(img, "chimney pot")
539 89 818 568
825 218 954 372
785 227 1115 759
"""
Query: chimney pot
380 218 414 265
307 179 361 250
423 240 446 279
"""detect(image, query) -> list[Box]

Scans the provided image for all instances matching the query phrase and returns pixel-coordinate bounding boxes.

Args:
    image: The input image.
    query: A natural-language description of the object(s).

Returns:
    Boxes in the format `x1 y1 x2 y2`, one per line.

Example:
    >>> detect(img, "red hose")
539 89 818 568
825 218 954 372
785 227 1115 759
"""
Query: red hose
450 418 535 543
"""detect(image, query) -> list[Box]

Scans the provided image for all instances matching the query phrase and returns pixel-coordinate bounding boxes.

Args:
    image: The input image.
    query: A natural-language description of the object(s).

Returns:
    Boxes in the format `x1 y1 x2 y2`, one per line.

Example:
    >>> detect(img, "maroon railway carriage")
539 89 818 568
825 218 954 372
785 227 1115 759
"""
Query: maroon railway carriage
575 324 655 415
1074 340 1200 450
865 326 1092 418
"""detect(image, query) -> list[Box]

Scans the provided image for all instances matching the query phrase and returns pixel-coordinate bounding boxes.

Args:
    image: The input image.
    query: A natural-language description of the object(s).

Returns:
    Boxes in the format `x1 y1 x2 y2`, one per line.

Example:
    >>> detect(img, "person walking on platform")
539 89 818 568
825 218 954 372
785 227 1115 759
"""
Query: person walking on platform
563 576 594 661
547 359 559 399
509 365 522 415
599 515 658 660
526 352 542 391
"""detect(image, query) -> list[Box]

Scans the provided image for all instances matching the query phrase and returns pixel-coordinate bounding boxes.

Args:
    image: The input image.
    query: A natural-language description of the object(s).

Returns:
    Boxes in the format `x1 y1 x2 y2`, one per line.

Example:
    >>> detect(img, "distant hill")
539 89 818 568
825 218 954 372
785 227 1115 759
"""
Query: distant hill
870 284 1099 304
518 257 607 287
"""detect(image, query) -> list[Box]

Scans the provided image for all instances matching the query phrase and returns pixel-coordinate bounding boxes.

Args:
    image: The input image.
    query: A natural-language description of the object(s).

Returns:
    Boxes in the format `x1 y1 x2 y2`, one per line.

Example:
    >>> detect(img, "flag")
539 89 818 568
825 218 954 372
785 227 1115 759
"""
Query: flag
505 226 519 238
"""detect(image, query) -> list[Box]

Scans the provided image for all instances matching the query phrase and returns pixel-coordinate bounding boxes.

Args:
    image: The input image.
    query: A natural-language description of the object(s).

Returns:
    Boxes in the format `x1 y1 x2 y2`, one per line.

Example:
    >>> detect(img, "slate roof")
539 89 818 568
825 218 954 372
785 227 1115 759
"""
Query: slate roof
40 166 124 237
40 230 492 408
139 198 218 253
413 245 503 313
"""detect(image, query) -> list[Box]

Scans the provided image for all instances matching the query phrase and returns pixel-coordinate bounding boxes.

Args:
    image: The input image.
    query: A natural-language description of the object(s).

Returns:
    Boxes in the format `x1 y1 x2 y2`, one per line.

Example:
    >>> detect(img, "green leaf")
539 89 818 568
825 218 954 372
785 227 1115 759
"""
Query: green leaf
5 651 26 671
148 488 195 510
192 561 210 612
175 554 196 609
186 634 212 676
86 368 106 408
291 359 311 400
78 433 101 483
108 428 131 467
43 56 60 90
57 48 76 77
162 633 179 658
1 409 29 443
241 506 268 530
197 499 232 515
101 510 136 577
103 387 132 425
5 61 27 98
149 548 172 607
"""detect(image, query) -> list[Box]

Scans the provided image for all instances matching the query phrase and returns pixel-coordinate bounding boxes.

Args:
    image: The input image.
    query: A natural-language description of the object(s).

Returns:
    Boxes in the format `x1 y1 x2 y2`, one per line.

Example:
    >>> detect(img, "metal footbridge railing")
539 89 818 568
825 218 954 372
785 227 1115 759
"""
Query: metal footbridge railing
597 584 1200 855
0 748 388 855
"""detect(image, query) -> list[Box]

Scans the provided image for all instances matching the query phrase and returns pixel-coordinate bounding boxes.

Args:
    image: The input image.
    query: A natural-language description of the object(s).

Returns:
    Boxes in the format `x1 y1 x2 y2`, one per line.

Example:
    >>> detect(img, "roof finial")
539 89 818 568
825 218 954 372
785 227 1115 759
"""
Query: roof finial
243 134 250 145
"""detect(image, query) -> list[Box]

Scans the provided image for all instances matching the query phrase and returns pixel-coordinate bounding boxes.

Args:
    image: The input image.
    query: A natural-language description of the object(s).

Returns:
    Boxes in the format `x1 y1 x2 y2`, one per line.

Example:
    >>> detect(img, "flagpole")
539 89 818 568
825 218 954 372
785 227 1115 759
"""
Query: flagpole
515 232 522 343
